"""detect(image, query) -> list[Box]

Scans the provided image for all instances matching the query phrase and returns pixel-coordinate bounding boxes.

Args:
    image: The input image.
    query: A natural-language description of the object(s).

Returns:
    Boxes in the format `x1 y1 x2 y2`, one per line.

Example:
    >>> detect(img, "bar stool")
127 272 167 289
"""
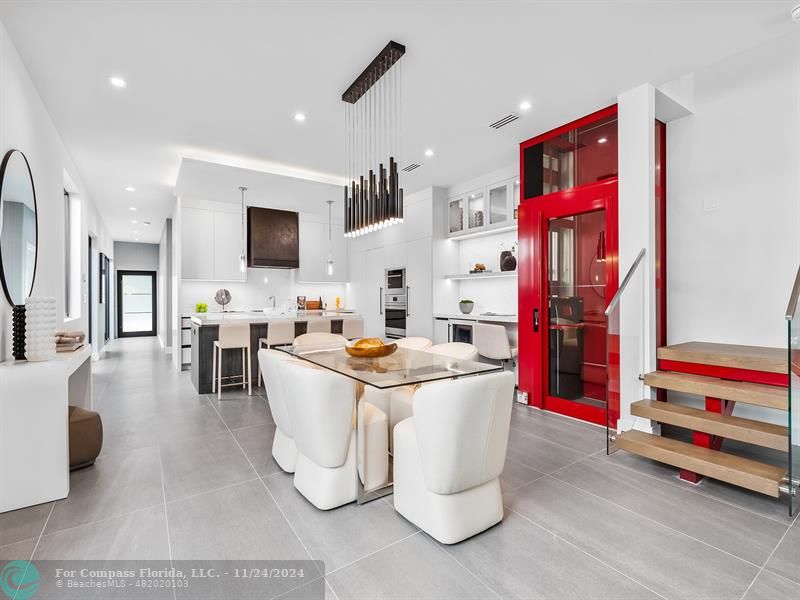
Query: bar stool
294 332 348 346
342 318 364 340
257 321 296 387
306 319 331 334
473 323 518 370
212 321 252 399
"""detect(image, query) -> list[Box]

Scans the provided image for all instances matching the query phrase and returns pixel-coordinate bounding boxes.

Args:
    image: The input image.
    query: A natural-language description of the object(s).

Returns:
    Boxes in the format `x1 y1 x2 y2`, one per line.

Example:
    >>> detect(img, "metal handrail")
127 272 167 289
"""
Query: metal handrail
604 248 646 317
786 264 800 320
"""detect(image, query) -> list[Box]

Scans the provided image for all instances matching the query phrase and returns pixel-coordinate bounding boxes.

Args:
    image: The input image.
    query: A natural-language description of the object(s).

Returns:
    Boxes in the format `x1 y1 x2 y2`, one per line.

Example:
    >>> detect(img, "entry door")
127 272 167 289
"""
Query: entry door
520 179 618 425
117 270 157 337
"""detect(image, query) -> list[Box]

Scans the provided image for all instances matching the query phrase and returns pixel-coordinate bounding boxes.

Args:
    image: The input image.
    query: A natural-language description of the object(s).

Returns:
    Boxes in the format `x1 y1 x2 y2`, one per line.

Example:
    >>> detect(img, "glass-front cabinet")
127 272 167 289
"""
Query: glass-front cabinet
448 176 518 238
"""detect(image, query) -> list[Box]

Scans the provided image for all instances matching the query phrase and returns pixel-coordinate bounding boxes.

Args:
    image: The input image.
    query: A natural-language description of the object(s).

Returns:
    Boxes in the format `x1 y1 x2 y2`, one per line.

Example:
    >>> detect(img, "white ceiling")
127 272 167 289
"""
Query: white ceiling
0 1 796 243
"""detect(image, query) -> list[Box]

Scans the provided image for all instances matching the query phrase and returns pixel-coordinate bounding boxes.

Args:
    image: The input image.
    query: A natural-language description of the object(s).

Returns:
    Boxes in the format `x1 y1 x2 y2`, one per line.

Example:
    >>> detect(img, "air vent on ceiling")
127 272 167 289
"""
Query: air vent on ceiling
489 113 520 129
401 163 421 172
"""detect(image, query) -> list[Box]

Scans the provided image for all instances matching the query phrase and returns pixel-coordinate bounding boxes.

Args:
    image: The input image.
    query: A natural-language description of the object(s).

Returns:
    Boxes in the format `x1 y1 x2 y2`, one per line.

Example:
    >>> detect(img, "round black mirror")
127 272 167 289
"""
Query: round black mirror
0 149 38 306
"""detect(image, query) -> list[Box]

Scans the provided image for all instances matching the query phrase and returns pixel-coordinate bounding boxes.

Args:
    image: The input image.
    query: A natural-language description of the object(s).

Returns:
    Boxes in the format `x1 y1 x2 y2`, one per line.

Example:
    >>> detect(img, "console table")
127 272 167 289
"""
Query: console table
0 345 92 513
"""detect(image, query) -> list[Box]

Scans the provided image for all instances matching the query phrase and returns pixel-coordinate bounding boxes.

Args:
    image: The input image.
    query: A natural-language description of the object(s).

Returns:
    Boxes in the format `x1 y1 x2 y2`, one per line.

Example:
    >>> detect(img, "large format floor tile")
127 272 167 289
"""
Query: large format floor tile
153 402 229 443
208 394 274 430
552 457 789 565
764 520 800 584
442 511 661 600
743 570 800 600
505 427 587 475
34 506 170 560
167 479 311 561
505 476 760 599
510 405 606 454
0 501 52 547
264 472 417 572
499 456 544 492
326 532 495 600
160 430 256 502
0 539 36 561
233 423 283 476
45 446 163 533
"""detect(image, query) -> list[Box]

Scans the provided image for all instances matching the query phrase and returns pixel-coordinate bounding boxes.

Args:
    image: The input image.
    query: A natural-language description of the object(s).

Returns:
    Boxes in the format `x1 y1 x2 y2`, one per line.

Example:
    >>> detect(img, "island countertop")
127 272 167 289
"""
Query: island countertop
190 310 360 325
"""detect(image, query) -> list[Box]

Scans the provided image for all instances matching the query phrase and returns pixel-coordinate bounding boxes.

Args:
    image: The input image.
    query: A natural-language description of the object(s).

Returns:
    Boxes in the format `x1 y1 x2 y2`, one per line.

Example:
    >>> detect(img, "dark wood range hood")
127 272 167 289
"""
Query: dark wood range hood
247 207 299 269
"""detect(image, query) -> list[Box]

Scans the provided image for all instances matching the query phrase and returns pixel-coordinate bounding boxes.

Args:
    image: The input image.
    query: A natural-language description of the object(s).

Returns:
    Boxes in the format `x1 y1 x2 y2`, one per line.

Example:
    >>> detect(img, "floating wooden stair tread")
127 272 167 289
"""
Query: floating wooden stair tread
615 430 786 497
643 371 787 410
630 400 788 451
657 342 786 374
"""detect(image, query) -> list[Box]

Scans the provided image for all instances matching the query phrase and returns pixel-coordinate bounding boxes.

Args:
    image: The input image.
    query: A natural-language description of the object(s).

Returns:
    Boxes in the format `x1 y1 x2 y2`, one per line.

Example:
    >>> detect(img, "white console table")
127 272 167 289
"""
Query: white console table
0 345 92 513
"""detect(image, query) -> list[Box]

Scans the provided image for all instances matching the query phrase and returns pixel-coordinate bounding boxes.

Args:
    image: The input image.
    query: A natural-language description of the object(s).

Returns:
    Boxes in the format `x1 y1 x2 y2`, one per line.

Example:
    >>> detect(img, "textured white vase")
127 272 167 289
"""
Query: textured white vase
24 296 57 362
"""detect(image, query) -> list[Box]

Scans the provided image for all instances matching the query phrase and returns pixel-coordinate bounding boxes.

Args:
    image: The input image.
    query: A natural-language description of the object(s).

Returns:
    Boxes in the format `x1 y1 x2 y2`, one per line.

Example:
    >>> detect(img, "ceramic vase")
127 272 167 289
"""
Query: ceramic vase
24 296 56 362
500 250 517 272
12 305 26 360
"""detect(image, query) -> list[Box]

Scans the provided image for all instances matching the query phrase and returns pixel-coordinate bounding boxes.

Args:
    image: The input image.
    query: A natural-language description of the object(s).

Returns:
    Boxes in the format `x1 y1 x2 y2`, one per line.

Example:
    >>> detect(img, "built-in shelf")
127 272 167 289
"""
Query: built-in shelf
445 271 518 281
448 223 517 241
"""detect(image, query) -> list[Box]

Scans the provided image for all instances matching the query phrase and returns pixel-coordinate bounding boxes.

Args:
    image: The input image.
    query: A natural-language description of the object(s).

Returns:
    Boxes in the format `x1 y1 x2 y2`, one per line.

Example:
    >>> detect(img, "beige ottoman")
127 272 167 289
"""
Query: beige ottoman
68 406 103 470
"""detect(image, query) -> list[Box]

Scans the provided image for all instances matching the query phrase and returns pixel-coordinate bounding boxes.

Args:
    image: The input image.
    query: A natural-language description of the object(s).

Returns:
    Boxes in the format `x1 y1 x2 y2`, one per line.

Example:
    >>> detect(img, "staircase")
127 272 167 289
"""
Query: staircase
614 341 789 498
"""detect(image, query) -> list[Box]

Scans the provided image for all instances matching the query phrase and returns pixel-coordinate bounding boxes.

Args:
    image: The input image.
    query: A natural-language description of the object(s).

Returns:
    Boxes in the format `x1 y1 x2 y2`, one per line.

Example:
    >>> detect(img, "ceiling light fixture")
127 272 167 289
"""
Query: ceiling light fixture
125 186 136 192
792 4 800 20
110 76 127 88
519 100 532 111
342 40 406 238
238 186 248 272
129 206 136 211
294 113 306 122
131 220 137 224
598 137 608 144
424 149 434 158
133 230 139 234
326 200 335 275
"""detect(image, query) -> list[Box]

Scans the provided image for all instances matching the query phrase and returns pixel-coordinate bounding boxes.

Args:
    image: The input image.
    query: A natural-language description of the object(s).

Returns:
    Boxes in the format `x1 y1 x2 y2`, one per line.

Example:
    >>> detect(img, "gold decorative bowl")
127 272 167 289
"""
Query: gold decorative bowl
345 339 398 358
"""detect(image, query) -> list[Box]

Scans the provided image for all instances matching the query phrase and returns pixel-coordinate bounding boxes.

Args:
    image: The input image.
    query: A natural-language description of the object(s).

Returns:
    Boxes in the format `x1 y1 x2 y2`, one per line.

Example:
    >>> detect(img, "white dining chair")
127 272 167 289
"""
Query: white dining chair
257 349 297 472
473 323 517 369
341 318 365 340
281 360 389 509
257 321 296 387
293 332 348 347
393 370 515 544
306 319 332 334
395 337 432 350
426 342 479 362
212 321 252 399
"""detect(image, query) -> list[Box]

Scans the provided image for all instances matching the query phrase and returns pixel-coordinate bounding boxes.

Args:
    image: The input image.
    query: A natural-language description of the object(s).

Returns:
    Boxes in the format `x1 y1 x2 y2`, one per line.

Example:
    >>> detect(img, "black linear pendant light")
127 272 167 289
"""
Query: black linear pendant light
342 41 405 237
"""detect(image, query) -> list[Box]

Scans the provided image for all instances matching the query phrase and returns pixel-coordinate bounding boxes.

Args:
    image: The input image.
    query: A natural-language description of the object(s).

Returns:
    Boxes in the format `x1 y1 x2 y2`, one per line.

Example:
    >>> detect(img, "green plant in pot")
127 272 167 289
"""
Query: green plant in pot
459 299 474 314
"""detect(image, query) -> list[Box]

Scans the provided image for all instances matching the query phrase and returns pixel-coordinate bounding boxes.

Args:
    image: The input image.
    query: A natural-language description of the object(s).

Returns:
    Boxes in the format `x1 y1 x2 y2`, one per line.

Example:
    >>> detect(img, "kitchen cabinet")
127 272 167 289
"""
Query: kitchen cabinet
447 176 519 238
363 247 386 337
297 217 349 283
181 207 246 282
406 238 432 338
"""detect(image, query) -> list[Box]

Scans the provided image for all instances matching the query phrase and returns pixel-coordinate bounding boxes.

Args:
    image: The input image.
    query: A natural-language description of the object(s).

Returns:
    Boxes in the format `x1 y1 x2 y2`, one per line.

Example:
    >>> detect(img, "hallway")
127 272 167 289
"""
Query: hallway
0 337 798 599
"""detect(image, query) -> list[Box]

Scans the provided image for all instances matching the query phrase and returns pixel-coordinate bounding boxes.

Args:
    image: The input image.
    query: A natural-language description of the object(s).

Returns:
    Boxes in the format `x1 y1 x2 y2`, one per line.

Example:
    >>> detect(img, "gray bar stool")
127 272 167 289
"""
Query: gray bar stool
472 323 518 370
212 321 252 399
257 321 296 387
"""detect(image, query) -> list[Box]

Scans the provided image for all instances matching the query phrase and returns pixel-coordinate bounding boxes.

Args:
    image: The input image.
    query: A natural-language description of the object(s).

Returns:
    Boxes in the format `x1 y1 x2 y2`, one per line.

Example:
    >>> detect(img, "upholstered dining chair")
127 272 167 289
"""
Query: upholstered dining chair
393 370 515 544
280 360 389 509
341 318 365 340
426 342 479 362
257 320 296 387
212 320 252 399
395 336 433 350
257 348 297 473
293 332 348 346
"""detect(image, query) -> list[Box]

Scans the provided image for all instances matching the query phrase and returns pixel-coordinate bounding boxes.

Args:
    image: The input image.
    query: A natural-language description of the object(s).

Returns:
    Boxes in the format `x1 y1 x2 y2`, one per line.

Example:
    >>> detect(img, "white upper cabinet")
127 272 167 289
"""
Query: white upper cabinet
181 206 245 281
447 176 518 238
297 215 349 283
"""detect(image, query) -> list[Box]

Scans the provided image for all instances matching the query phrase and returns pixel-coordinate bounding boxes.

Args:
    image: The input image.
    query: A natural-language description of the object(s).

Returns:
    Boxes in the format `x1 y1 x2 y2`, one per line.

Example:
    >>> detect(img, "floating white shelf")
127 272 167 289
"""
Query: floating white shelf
445 271 518 281
448 223 517 241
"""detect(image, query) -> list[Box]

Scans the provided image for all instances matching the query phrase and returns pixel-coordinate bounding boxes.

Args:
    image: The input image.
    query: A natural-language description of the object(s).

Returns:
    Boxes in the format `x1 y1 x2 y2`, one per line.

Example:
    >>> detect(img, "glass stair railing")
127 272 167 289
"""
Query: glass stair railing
785 263 800 516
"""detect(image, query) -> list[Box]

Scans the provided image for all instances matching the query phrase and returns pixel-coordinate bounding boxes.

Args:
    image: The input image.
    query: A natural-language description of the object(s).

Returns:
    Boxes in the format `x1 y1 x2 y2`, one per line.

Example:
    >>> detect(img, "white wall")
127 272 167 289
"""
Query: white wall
158 219 172 351
114 241 159 271
0 20 113 361
667 32 800 350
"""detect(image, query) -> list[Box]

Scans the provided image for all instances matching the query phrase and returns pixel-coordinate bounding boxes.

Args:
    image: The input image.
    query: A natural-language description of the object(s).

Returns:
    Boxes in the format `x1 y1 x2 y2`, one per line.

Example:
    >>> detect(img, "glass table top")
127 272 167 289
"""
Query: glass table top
277 343 503 389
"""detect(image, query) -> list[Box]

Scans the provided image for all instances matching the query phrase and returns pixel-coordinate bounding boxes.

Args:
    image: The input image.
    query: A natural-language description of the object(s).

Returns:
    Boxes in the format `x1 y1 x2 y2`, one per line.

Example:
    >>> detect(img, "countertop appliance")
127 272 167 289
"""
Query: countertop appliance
384 267 407 339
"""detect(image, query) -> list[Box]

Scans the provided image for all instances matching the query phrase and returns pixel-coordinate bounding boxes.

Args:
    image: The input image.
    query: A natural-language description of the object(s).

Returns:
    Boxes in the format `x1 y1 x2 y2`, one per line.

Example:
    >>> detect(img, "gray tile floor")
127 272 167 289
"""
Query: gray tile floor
1 337 798 599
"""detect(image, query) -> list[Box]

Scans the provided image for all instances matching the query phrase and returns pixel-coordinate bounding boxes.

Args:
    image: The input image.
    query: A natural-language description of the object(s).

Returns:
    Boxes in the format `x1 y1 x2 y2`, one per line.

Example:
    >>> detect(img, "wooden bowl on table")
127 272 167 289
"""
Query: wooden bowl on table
345 338 398 358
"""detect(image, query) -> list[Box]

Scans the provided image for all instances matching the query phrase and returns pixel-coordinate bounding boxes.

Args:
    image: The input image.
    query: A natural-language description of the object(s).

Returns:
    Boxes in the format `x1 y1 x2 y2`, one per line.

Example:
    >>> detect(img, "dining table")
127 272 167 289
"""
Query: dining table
278 342 504 503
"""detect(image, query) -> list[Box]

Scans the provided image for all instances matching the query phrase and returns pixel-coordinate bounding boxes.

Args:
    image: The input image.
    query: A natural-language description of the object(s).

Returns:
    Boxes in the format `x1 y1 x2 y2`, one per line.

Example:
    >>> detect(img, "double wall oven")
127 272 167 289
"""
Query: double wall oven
383 267 407 339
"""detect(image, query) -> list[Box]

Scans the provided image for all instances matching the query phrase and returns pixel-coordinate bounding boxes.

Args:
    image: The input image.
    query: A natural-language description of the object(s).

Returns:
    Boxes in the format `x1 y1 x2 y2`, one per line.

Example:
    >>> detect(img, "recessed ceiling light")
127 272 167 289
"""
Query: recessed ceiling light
131 220 138 224
110 76 127 88
129 206 136 211
125 186 136 192
134 238 139 241
519 101 532 111
792 4 800 20
424 149 434 158
133 230 139 234
598 137 608 144
294 113 306 122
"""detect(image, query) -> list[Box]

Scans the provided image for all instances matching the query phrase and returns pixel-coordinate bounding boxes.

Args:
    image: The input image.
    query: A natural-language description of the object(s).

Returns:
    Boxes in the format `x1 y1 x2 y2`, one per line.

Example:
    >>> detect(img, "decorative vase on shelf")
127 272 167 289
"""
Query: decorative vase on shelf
12 305 26 360
459 300 474 314
500 250 517 272
24 296 56 362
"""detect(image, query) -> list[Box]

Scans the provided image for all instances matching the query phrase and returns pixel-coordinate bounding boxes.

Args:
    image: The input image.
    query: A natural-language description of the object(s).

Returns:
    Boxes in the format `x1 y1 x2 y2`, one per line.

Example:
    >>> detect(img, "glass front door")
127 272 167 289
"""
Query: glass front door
117 270 156 337
547 210 608 413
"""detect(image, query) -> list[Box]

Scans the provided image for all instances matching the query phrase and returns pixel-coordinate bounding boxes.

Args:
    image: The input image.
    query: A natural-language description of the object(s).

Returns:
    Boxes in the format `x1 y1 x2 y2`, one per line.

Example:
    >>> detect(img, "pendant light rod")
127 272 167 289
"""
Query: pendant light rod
239 186 247 272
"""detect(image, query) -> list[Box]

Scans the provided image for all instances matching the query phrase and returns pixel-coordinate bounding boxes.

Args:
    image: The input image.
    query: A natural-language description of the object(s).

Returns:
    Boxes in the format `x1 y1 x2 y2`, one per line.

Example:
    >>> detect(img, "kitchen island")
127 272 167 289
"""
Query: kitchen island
190 310 361 394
